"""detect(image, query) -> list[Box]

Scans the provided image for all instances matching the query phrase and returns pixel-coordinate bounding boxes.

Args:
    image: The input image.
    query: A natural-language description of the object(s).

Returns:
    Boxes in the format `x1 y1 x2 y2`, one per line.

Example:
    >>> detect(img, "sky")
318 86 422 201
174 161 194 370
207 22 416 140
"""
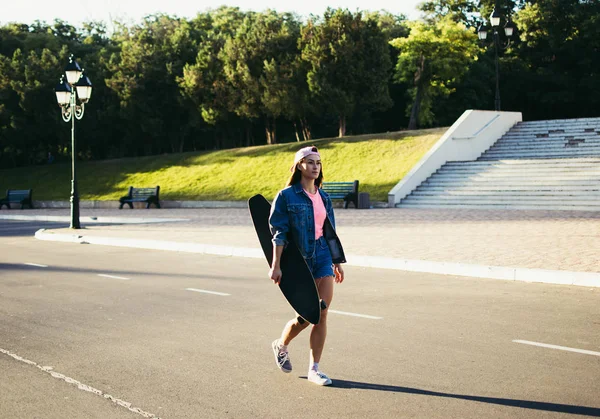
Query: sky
2 0 423 28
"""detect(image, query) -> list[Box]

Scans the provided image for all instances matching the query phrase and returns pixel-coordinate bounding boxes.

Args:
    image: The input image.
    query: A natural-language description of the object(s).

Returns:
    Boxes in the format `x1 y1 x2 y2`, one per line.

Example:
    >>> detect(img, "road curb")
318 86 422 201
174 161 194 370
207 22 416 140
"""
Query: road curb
34 229 600 288
34 229 264 258
28 200 389 209
0 215 188 224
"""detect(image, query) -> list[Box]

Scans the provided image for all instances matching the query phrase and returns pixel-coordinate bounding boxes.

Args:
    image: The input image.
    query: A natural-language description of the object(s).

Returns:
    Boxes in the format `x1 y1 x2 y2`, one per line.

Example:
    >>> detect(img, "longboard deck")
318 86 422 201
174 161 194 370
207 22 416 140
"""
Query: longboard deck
248 194 321 325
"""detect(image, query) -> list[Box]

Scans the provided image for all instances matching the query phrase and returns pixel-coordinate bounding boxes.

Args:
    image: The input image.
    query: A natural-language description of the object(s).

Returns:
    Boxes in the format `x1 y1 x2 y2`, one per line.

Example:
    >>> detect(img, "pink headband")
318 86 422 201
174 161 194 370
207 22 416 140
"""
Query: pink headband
290 146 320 172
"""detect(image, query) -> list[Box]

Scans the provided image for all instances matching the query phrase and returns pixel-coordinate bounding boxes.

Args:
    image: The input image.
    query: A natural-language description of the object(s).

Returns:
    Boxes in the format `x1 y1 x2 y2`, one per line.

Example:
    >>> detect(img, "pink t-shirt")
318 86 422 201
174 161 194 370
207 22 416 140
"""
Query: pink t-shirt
305 188 326 239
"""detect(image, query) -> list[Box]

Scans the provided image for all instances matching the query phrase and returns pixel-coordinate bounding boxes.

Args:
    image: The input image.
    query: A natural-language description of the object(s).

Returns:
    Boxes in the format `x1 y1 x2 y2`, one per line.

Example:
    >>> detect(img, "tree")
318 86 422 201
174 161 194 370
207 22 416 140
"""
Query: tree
220 10 301 144
419 0 481 27
418 0 526 28
507 0 600 119
478 0 526 25
300 9 393 137
0 21 116 168
179 8 248 149
360 11 411 133
0 51 22 167
105 14 198 155
0 47 64 167
283 55 314 142
390 16 478 129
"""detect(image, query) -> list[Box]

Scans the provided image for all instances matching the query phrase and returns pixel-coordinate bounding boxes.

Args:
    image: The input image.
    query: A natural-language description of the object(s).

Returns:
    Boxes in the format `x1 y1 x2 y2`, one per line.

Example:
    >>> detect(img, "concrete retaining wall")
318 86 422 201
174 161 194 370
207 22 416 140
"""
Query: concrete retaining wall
387 109 523 207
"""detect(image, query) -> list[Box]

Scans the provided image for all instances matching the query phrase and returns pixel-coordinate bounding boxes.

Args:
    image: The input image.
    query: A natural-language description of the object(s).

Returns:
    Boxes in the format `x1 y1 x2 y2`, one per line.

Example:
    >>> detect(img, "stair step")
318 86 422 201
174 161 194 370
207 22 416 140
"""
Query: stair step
488 143 600 150
412 190 600 197
518 118 600 123
480 156 600 160
510 126 600 132
438 166 600 174
479 154 600 160
500 133 600 142
515 118 600 128
397 202 600 211
515 117 600 125
492 139 600 146
497 142 600 148
425 180 600 187
445 158 600 167
399 117 600 211
429 173 600 181
402 196 600 204
434 176 600 182
515 119 600 123
486 149 600 155
440 169 600 175
511 127 600 130
417 185 600 192
430 168 600 175
483 147 600 153
433 162 600 168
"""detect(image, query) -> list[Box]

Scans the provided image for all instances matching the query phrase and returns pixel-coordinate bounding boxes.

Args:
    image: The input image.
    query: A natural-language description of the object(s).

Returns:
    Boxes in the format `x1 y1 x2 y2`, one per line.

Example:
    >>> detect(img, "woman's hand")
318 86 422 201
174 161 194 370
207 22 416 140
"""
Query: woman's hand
270 245 284 284
269 266 282 284
334 264 344 283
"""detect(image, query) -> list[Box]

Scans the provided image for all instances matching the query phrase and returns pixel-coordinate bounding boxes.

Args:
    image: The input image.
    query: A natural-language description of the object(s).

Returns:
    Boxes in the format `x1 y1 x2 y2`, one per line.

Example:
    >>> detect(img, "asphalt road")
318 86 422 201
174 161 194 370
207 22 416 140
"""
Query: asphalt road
1 221 599 418
0 219 68 237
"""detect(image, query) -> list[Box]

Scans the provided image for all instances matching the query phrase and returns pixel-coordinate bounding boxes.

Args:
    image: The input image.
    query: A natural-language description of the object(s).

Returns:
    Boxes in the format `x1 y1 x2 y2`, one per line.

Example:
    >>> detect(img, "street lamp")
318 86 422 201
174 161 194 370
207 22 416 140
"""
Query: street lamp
477 7 515 111
54 54 93 229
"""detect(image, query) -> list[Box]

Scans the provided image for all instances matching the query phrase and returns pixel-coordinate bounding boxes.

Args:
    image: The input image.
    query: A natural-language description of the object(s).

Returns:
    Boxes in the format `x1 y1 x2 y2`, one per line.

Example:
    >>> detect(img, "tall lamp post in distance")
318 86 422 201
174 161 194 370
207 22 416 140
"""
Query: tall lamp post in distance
477 7 516 111
54 54 92 229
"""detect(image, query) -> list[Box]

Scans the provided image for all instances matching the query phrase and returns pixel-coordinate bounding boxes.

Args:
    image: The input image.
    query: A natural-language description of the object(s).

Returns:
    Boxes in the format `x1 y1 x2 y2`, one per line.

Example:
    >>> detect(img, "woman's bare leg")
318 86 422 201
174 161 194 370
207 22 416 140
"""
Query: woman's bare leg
309 275 334 365
280 317 310 345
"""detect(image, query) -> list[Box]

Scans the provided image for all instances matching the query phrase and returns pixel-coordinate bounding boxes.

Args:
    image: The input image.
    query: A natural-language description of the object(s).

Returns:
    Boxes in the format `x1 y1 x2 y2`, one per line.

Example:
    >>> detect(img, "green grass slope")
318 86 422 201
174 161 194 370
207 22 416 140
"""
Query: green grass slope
0 128 446 202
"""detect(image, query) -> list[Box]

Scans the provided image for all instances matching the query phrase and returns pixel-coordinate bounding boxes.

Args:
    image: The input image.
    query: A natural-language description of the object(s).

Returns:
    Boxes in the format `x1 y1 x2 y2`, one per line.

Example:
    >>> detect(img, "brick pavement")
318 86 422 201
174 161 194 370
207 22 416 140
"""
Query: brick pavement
21 206 600 273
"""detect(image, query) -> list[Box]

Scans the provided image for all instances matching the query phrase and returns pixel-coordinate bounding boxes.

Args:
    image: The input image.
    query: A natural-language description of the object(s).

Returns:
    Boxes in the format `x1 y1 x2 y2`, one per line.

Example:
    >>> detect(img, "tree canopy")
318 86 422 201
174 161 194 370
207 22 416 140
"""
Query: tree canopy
0 2 598 168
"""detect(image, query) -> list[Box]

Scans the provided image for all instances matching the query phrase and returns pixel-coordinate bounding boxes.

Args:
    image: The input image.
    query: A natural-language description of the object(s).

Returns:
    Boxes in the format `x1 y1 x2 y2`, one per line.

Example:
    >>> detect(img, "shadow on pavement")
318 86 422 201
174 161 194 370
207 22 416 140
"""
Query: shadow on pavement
0 263 249 281
0 222 67 238
0 221 126 238
327 379 600 416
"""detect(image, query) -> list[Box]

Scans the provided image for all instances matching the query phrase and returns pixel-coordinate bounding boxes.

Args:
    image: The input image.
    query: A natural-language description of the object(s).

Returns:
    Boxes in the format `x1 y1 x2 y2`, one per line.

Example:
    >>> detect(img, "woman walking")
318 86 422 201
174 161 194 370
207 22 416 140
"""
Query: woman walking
268 146 346 386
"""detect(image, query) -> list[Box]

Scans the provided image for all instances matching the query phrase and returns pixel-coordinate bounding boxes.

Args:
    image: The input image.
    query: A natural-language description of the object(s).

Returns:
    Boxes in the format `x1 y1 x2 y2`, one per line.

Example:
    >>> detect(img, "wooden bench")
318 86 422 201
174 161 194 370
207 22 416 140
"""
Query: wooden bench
0 189 33 209
321 181 359 209
119 186 161 209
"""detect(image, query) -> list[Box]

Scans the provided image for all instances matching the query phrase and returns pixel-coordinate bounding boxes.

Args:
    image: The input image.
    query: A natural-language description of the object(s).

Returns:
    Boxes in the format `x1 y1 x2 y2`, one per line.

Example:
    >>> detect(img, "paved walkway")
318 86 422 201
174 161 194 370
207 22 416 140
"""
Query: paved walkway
7 206 599 277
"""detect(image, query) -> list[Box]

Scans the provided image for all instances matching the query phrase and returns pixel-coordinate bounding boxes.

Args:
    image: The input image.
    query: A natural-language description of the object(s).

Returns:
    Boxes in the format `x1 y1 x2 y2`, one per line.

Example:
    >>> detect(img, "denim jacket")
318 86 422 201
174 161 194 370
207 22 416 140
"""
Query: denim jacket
269 182 346 264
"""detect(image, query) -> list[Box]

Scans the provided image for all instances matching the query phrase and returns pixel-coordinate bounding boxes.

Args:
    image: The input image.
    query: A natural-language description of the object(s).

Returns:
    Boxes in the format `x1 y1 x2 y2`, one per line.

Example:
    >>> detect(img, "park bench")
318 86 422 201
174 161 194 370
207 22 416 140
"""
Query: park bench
119 186 161 209
321 181 359 209
0 189 33 209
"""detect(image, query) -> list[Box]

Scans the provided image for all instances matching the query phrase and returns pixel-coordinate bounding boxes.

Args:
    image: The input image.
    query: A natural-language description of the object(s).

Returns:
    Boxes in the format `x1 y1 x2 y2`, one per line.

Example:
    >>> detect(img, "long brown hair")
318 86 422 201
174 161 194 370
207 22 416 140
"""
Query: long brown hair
286 146 324 188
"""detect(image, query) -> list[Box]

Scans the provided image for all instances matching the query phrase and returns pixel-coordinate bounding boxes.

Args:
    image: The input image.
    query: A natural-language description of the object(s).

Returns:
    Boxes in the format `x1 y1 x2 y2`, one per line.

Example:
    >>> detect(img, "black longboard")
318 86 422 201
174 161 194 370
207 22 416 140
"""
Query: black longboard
248 194 321 325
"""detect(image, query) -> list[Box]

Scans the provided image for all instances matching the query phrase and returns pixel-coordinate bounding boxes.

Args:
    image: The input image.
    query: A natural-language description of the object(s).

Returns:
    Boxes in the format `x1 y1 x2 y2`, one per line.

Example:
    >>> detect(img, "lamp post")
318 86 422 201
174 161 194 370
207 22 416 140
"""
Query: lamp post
477 7 515 111
54 54 92 229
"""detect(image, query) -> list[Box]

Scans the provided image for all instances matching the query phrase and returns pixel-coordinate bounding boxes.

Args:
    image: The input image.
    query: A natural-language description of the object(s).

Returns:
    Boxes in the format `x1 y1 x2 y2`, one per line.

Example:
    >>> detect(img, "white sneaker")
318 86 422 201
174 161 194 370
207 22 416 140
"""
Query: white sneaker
272 340 292 373
307 369 332 386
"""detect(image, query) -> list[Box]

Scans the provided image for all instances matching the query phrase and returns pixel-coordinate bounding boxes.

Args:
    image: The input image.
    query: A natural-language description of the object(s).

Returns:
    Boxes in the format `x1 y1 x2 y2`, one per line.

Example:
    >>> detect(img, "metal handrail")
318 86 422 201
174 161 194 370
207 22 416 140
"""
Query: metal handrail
452 114 501 140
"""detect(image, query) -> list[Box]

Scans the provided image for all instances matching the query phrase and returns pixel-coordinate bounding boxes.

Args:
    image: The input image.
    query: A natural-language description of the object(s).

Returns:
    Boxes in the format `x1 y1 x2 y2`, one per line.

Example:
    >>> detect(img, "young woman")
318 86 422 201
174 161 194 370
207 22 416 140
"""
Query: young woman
268 146 346 386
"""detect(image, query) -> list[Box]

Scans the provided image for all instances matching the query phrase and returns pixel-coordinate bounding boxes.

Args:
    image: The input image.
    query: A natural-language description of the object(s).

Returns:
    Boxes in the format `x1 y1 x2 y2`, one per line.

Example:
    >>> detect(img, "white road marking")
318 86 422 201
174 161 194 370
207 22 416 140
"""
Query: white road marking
185 288 230 296
97 274 130 280
24 263 48 268
328 310 383 320
0 347 161 418
513 340 600 357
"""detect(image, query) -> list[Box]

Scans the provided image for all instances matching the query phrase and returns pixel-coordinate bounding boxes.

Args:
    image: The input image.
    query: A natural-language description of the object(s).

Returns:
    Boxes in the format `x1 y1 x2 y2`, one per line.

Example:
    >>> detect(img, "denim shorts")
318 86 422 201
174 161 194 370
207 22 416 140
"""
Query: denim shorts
306 236 334 279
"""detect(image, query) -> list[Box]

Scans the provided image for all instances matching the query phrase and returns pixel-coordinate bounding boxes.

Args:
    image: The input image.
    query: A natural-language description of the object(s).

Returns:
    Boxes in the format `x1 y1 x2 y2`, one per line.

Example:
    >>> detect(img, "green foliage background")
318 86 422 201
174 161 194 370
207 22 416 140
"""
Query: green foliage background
0 0 598 172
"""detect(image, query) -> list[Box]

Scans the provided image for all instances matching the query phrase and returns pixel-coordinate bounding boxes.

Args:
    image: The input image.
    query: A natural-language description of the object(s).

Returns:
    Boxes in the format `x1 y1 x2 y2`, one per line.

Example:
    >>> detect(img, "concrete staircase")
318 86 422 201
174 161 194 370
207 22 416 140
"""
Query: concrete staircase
399 117 600 211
